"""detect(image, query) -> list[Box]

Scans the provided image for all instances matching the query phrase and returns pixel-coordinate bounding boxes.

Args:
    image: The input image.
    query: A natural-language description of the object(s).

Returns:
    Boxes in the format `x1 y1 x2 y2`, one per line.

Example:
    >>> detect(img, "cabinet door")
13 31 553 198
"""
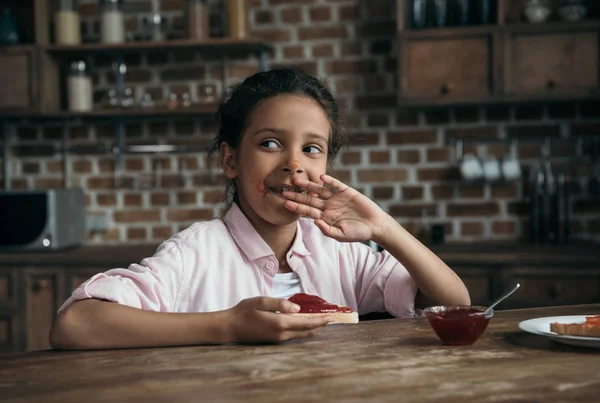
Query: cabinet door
25 269 62 352
506 31 598 96
503 268 600 309
0 268 20 353
0 48 37 111
400 34 494 103
453 268 496 307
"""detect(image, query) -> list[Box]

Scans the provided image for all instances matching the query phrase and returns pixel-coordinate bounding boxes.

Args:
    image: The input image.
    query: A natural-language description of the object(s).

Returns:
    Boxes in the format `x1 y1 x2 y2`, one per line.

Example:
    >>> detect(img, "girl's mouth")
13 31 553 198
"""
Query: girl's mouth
267 186 306 195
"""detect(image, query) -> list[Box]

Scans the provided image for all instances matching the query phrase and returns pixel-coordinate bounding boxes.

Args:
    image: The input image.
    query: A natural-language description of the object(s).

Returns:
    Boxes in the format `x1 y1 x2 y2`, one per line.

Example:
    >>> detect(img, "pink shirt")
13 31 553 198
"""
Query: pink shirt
59 203 418 317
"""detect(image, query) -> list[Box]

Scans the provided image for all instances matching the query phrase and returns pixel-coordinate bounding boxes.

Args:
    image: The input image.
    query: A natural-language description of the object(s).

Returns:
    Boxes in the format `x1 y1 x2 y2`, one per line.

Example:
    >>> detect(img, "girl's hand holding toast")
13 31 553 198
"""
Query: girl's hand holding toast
282 174 390 243
225 297 332 343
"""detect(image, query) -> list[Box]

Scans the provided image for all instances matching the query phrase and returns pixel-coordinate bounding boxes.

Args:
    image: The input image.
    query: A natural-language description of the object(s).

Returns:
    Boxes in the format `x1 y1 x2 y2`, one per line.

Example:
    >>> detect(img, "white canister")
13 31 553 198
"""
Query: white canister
55 10 81 44
67 60 93 112
100 0 125 43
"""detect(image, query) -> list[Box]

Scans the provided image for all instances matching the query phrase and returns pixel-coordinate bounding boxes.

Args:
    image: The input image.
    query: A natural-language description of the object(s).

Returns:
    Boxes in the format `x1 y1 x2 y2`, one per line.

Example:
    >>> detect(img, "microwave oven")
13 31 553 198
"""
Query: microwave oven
0 188 86 251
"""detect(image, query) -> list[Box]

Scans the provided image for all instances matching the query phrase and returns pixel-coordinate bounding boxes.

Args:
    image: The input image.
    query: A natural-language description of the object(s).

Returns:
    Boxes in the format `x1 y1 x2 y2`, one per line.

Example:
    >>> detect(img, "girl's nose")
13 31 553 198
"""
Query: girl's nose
283 162 304 175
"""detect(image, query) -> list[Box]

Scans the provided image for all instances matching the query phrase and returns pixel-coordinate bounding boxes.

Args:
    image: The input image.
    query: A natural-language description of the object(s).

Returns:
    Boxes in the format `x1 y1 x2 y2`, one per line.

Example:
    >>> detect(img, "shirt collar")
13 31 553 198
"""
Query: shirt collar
224 203 311 262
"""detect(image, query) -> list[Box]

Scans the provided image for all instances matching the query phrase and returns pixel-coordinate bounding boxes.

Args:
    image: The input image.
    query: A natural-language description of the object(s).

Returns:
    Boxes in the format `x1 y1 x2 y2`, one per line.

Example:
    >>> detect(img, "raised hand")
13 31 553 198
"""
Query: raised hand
282 174 389 243
226 296 332 343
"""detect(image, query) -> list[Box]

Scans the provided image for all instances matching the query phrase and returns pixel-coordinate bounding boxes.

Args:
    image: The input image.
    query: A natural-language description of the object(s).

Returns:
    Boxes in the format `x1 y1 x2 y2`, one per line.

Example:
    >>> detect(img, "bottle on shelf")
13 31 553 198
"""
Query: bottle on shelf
100 0 125 43
227 0 248 39
67 60 93 112
187 0 210 40
55 0 81 45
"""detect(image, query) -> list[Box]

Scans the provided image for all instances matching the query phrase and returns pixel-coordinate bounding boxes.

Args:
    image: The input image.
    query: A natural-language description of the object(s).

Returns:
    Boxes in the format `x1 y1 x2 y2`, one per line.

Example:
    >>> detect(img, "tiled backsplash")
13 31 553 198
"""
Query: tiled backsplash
1 0 599 244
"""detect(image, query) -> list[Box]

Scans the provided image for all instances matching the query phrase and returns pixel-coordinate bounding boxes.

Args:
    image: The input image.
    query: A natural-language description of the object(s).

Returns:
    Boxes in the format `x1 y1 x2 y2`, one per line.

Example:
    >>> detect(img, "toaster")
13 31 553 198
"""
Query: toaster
0 188 86 251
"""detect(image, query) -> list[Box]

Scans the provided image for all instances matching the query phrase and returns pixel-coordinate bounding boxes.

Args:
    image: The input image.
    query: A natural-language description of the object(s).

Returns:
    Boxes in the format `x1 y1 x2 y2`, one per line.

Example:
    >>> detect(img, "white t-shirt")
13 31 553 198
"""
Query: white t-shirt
271 271 304 299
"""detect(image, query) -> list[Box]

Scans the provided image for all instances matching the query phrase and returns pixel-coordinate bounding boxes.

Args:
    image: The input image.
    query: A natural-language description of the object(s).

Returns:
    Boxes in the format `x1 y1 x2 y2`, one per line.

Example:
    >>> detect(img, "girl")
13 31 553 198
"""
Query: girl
50 68 469 350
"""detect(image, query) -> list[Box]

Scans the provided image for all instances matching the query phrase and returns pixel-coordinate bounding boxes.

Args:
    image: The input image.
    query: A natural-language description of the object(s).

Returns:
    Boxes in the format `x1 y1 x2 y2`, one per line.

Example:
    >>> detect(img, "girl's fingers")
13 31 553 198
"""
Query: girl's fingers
281 190 327 210
284 200 324 220
320 174 349 193
292 178 335 200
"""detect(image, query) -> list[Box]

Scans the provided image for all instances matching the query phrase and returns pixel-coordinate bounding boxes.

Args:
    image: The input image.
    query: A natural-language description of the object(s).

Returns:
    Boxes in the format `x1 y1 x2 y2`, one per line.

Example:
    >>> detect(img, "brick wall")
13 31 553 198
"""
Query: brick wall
2 0 599 244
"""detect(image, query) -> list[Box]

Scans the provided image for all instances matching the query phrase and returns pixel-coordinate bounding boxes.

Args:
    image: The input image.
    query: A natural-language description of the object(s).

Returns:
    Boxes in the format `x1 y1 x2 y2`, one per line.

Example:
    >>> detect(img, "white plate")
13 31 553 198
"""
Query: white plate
519 315 600 348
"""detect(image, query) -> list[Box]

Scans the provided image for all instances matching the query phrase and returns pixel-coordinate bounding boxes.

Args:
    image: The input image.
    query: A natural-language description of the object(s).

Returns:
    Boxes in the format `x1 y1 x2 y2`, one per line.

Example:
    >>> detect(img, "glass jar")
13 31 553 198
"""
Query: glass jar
67 60 93 112
227 0 248 39
100 0 125 43
55 0 81 44
523 0 551 23
558 0 587 22
144 13 167 42
187 0 210 40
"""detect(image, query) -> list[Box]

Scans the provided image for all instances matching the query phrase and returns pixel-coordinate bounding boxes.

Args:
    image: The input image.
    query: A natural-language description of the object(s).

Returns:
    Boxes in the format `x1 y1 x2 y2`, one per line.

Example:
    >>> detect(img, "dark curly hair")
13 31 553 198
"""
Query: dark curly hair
208 67 349 205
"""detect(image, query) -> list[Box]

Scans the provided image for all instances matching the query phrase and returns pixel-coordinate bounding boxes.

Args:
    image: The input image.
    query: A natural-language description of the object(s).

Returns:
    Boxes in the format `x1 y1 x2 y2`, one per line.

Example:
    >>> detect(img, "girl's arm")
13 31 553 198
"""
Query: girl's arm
50 297 331 350
373 218 470 307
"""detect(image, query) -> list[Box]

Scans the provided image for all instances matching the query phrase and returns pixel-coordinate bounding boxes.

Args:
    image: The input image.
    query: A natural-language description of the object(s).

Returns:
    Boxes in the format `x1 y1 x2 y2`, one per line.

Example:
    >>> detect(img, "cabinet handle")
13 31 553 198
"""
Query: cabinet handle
547 283 565 299
31 279 50 293
440 83 454 95
546 80 558 90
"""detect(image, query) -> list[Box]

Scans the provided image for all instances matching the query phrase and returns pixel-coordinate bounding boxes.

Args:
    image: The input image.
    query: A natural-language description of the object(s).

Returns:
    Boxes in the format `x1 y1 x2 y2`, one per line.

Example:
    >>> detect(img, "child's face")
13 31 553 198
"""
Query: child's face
221 94 330 226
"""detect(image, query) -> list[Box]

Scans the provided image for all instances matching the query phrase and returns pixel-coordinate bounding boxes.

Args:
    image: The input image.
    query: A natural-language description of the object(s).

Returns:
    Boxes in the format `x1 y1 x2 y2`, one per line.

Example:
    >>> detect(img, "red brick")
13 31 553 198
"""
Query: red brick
281 8 302 23
446 127 499 141
402 186 423 200
72 160 92 174
364 75 387 92
397 150 421 164
127 227 147 241
369 151 390 164
341 42 362 56
373 186 394 199
459 185 485 199
571 123 600 136
46 161 62 173
100 228 120 242
161 0 183 12
327 169 351 183
447 202 500 217
341 152 361 165
34 178 63 189
203 189 224 204
309 6 332 22
349 132 380 146
176 191 196 205
339 4 359 21
255 9 275 24
125 158 145 172
507 125 561 138
492 220 516 235
335 77 361 94
426 147 452 162
22 162 40 174
106 70 152 84
161 66 207 82
151 193 171 206
326 60 377 75
80 3 100 16
355 95 397 109
152 226 174 239
167 209 213 222
10 179 27 190
461 222 484 236
97 194 117 206
114 210 161 223
124 193 143 207
298 26 347 40
284 45 304 59
389 204 438 218
366 0 394 18
367 113 389 127
491 184 518 199
311 44 334 57
417 167 461 181
431 185 455 199
270 0 315 4
396 110 420 126
358 169 407 182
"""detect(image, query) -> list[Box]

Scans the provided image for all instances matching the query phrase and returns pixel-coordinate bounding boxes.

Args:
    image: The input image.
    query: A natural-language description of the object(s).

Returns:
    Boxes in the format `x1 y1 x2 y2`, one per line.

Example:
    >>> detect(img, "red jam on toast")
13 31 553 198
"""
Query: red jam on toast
288 293 353 313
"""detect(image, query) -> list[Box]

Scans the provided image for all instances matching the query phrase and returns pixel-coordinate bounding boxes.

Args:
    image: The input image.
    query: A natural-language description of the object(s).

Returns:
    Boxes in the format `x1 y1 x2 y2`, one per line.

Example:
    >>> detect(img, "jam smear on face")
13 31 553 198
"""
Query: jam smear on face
288 293 353 313
256 183 268 197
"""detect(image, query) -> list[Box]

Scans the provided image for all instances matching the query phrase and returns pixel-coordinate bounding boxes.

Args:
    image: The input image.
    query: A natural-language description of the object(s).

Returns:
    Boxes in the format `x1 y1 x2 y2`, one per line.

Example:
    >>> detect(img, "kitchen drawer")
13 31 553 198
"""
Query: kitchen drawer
503 269 600 309
401 35 493 101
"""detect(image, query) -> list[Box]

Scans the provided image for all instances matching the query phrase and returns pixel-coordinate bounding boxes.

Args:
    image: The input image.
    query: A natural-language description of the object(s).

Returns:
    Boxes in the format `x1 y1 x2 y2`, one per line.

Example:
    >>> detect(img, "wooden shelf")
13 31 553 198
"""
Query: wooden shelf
404 26 497 39
43 38 273 56
0 106 219 121
504 19 600 34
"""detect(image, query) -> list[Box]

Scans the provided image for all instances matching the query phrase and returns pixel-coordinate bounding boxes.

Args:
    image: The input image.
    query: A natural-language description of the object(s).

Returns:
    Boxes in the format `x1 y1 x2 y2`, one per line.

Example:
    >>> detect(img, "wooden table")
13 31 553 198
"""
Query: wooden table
1 305 599 402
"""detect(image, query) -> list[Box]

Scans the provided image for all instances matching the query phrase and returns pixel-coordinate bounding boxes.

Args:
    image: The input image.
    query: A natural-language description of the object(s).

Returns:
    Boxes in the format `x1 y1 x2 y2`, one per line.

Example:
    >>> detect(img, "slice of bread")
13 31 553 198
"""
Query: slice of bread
290 311 359 324
550 322 600 337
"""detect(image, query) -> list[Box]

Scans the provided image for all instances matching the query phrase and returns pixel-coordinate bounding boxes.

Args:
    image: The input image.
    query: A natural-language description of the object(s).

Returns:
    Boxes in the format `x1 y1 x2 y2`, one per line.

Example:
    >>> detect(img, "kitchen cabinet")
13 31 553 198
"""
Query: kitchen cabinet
0 48 37 111
396 0 600 106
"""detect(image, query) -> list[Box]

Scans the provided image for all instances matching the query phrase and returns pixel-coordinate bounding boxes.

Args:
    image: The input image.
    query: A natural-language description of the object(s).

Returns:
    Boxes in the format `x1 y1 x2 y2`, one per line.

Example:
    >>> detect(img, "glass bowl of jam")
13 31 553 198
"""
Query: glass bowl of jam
423 305 493 346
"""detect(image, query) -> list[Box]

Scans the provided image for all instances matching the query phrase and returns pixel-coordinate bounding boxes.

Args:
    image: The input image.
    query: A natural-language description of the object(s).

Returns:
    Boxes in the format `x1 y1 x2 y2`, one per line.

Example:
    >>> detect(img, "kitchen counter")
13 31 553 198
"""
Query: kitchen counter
0 242 598 267
2 304 599 402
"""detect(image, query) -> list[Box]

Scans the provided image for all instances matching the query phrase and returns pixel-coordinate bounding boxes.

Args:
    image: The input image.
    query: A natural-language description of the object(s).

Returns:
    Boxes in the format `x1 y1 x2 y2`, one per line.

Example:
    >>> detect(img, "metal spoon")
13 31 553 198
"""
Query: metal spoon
485 283 520 314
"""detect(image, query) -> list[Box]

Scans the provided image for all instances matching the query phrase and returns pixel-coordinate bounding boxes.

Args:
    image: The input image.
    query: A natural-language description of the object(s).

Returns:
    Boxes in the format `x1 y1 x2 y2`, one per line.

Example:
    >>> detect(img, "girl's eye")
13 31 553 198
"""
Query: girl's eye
303 145 321 154
261 140 279 149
